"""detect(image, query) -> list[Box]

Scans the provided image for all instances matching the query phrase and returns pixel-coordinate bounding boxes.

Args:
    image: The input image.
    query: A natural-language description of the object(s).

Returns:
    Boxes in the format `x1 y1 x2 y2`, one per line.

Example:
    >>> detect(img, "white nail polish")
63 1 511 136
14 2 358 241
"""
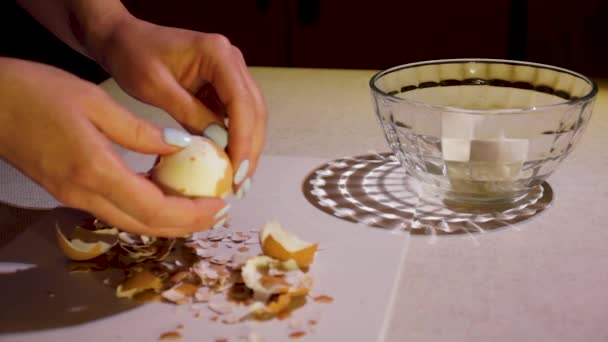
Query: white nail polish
213 218 227 229
203 124 228 149
163 128 192 147
234 160 250 185
235 186 244 200
241 178 251 195
213 204 230 220
236 178 251 199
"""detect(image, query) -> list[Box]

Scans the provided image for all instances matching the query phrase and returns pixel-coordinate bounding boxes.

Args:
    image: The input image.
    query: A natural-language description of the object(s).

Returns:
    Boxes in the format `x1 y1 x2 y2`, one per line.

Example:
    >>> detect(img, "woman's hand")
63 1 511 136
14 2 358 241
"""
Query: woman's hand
0 57 228 237
90 17 268 198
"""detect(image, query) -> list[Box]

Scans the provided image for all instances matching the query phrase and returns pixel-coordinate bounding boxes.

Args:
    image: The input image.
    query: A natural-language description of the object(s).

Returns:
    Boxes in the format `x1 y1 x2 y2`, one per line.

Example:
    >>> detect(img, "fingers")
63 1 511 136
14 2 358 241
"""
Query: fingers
70 154 230 236
65 126 229 236
200 36 267 195
67 123 231 238
98 158 228 232
142 66 229 149
89 92 190 154
69 189 222 237
232 47 267 178
195 83 229 150
195 82 226 117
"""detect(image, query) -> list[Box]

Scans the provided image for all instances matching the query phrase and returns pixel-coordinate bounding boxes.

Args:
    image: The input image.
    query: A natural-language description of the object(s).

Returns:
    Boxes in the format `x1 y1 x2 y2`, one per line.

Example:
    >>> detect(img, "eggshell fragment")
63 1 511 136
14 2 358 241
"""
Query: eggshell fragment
118 234 175 263
132 290 163 303
242 256 282 301
259 222 318 268
248 293 292 320
194 287 212 303
151 136 233 198
159 331 182 341
162 282 199 304
241 256 311 304
55 224 118 261
208 301 235 315
116 270 163 299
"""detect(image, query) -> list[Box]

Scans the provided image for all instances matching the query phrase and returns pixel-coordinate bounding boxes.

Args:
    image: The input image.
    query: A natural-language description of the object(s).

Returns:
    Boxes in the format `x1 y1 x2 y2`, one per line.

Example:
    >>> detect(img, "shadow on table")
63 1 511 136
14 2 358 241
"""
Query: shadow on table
301 153 554 236
0 207 139 333
0 203 48 250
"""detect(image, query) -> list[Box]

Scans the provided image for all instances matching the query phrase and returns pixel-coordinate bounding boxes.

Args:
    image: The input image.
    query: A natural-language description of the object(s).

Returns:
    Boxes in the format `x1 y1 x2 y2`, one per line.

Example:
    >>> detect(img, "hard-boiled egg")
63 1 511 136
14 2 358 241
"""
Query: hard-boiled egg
151 136 233 198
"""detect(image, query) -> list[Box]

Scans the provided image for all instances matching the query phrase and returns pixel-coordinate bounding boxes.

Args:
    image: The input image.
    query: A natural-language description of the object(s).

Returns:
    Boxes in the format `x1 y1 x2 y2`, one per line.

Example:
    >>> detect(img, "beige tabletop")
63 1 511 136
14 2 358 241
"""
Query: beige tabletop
2 67 607 341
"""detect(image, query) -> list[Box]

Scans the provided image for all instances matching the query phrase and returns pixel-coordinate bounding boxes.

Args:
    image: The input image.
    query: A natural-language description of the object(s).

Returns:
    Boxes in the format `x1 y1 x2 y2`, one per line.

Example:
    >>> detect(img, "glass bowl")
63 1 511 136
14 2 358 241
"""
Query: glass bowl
370 59 598 204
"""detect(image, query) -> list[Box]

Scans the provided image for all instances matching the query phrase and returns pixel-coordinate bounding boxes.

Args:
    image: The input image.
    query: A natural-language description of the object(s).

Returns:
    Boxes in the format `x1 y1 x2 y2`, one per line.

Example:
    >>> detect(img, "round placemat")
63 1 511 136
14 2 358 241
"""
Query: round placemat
302 153 553 235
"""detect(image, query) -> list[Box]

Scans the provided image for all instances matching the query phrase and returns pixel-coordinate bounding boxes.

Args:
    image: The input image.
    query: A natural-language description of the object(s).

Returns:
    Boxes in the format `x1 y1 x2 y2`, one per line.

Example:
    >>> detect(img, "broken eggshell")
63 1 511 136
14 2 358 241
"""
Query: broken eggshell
241 256 312 304
55 224 118 261
116 269 163 299
247 293 292 320
118 235 175 263
162 282 199 304
259 221 318 268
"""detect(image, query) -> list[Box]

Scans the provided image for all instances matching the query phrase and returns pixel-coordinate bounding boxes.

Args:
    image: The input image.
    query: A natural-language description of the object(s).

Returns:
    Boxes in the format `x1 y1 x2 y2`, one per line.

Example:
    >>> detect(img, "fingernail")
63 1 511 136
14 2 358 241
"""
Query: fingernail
202 124 228 149
213 203 230 220
236 187 244 200
236 178 251 199
163 128 192 147
234 160 250 185
213 217 227 229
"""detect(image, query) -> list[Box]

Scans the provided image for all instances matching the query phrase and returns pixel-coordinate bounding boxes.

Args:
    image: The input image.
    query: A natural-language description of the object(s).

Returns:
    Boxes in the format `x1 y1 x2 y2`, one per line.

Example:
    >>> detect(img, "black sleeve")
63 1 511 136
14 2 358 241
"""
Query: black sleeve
0 1 109 84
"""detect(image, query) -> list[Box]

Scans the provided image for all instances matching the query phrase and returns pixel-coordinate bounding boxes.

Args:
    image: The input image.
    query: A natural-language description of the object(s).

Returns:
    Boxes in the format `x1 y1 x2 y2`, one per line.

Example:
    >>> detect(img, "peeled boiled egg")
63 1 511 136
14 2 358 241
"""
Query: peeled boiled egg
151 136 233 198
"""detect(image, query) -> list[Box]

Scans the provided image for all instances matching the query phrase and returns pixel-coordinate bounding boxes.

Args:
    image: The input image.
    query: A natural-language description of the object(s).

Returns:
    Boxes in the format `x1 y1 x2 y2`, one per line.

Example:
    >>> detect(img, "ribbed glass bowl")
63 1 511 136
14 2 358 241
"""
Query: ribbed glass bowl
370 59 598 203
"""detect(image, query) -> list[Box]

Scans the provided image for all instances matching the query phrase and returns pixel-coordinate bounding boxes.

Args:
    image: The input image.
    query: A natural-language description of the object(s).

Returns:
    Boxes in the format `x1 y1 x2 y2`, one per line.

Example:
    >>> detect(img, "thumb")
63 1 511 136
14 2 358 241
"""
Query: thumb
90 97 188 155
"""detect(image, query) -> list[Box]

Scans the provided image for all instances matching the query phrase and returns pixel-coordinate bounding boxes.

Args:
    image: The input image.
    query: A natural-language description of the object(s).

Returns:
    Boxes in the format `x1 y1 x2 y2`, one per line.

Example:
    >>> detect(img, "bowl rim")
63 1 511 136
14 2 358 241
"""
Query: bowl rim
369 58 599 115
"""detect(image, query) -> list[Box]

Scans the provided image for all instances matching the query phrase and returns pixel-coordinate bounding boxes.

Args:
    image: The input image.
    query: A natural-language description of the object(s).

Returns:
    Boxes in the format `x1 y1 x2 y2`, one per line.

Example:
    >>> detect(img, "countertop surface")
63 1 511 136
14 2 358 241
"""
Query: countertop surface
1 66 608 341
252 68 608 342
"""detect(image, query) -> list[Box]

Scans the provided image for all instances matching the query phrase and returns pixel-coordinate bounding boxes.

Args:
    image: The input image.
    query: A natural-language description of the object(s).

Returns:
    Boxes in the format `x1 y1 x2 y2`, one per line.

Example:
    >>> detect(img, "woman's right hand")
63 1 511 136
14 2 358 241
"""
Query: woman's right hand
0 57 228 237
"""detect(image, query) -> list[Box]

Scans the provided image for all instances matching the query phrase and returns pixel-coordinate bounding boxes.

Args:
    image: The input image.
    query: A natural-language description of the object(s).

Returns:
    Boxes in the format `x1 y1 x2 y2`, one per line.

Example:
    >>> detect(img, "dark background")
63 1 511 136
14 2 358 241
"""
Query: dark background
1 0 607 84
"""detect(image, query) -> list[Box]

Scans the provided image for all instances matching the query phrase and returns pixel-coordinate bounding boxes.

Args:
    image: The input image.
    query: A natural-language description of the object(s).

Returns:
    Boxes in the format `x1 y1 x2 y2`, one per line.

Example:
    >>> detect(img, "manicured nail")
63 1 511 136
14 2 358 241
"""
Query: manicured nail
213 218 227 229
234 160 250 185
163 128 192 147
202 123 228 149
236 178 251 199
236 187 244 200
213 204 230 220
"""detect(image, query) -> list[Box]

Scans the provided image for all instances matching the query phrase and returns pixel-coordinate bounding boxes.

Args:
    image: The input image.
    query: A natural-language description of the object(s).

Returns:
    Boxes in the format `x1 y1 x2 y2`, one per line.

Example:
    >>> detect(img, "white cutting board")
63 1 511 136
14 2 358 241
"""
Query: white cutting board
0 79 409 341
0 153 409 342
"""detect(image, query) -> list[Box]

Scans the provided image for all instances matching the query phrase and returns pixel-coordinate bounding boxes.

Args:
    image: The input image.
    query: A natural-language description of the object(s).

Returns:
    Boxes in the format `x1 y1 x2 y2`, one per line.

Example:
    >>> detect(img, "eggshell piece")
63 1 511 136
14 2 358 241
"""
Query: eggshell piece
55 224 117 261
259 222 318 268
116 269 163 299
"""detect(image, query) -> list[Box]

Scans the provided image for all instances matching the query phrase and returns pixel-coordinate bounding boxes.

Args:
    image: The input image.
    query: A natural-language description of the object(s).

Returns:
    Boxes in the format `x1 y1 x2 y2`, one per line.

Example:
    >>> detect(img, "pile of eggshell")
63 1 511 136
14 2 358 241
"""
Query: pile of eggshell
54 136 333 340
56 217 321 322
